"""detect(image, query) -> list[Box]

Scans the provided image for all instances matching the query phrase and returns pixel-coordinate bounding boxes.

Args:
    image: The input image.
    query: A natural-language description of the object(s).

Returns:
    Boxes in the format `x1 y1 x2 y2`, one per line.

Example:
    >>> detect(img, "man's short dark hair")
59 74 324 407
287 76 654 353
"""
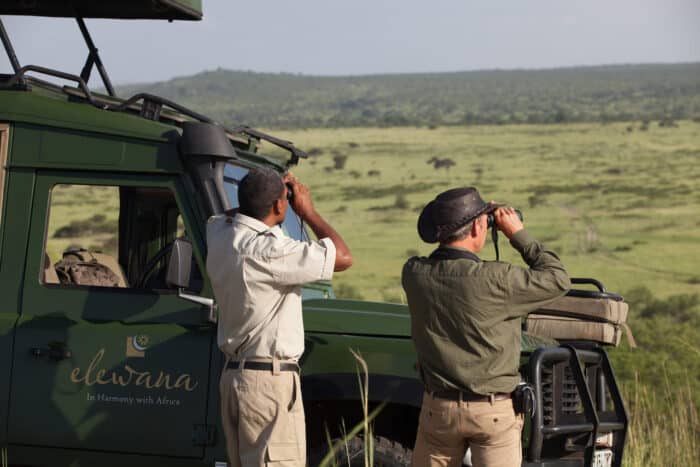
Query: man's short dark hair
238 167 284 221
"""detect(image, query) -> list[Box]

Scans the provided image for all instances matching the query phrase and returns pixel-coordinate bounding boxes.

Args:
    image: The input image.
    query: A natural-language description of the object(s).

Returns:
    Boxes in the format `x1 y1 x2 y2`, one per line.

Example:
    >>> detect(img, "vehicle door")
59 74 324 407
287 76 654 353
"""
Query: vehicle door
8 170 214 458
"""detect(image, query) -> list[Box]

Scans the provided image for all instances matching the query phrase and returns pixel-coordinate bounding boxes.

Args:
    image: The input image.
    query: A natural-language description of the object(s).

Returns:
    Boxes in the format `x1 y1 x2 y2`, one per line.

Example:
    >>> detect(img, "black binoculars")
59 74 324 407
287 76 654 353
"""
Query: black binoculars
487 208 523 229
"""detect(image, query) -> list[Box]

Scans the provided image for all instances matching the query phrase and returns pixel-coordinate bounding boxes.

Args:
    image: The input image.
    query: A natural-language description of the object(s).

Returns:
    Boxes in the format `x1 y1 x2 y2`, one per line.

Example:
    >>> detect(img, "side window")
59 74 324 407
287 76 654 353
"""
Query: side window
223 163 249 208
43 184 201 291
223 163 309 242
0 124 8 227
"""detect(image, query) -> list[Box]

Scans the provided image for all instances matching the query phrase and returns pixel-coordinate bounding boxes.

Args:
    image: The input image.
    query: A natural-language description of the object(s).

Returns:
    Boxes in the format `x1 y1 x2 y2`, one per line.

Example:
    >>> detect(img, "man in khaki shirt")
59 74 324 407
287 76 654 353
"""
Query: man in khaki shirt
206 168 352 467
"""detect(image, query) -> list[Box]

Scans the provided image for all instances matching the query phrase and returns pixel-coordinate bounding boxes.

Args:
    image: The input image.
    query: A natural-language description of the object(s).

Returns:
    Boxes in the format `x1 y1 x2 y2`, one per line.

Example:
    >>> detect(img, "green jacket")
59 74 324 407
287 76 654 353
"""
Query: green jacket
401 230 570 395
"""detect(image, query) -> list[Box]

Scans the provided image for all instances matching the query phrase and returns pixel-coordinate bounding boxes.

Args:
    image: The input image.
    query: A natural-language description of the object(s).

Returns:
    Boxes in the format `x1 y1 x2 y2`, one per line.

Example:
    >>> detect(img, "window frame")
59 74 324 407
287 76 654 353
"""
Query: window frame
38 173 204 294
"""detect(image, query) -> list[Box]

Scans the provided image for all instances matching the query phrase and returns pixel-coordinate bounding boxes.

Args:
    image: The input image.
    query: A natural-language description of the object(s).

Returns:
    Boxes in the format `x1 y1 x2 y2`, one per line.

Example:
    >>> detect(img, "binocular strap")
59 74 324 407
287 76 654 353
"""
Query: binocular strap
492 227 501 261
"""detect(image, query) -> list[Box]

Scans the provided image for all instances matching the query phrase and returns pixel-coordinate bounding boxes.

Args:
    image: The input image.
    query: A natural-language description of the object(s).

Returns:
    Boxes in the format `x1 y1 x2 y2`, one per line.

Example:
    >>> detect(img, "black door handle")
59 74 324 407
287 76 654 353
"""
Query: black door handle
30 342 73 361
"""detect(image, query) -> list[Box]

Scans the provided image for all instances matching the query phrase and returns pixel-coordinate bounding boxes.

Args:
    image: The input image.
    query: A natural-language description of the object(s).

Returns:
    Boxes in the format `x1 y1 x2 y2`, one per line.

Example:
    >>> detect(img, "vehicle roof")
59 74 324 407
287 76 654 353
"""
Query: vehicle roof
0 83 288 170
0 88 181 143
0 0 202 21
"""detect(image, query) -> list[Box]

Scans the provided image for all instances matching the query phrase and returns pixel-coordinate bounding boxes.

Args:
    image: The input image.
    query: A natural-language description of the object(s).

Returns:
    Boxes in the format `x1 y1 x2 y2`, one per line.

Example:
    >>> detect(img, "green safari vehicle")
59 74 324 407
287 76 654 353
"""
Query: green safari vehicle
0 2 629 466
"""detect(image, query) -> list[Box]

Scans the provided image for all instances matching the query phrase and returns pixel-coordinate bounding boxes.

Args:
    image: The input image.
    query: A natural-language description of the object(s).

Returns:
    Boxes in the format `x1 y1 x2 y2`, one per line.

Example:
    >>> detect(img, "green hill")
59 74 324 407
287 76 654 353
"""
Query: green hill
117 63 700 128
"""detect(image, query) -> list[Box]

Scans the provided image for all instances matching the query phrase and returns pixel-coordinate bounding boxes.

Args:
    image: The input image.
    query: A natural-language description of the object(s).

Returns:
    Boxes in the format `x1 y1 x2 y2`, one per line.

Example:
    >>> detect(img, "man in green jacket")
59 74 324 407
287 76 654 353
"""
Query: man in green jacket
402 187 570 467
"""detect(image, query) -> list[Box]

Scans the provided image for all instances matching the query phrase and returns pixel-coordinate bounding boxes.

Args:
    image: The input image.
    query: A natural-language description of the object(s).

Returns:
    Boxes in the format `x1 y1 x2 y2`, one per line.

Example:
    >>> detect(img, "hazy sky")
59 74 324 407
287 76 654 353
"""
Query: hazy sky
2 0 699 85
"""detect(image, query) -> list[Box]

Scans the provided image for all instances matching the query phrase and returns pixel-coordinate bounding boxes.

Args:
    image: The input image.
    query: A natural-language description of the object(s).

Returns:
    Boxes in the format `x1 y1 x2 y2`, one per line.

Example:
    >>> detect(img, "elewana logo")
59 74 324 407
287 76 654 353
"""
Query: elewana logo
71 348 199 392
126 334 151 358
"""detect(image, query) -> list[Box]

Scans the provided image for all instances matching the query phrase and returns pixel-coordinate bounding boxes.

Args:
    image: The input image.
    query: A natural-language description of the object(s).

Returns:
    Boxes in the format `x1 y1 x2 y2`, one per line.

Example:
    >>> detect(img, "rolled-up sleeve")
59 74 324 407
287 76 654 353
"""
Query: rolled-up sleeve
269 237 336 286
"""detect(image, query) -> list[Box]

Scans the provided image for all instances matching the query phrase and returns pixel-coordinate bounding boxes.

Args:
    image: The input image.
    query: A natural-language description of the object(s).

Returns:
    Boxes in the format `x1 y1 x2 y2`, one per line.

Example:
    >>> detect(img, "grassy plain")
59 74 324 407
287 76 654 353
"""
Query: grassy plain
279 121 700 466
45 185 120 262
279 121 700 303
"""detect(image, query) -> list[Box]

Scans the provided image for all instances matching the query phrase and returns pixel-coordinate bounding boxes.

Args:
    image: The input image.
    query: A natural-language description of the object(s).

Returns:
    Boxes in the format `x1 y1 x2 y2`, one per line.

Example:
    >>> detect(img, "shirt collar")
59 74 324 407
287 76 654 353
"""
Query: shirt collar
429 246 481 262
233 213 284 238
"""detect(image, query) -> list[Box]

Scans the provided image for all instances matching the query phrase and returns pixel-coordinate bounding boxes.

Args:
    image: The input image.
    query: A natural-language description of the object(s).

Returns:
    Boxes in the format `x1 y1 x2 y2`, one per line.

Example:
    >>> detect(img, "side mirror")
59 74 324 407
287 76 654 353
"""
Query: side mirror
166 238 192 289
166 238 218 324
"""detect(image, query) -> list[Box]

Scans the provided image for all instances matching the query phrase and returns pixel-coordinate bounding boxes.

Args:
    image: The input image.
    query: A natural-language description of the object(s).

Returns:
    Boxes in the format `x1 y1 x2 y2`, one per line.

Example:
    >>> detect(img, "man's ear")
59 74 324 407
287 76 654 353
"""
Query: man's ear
272 197 285 216
471 216 484 236
470 218 479 237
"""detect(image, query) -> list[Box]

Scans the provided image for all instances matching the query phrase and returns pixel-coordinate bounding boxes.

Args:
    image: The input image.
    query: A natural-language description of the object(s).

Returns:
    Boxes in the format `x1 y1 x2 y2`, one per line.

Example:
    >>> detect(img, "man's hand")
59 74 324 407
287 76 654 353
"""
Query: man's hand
283 172 353 272
493 206 524 239
284 173 316 220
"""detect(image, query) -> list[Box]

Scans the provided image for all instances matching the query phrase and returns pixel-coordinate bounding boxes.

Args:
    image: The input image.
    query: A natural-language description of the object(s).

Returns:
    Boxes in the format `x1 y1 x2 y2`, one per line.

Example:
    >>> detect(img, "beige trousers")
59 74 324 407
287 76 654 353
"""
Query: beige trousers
412 392 523 467
220 366 306 467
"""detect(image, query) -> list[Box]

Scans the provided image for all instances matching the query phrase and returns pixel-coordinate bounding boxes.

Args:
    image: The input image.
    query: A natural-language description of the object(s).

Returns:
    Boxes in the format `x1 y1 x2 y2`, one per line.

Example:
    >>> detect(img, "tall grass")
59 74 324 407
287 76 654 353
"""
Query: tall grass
623 374 699 467
316 353 697 467
319 349 387 467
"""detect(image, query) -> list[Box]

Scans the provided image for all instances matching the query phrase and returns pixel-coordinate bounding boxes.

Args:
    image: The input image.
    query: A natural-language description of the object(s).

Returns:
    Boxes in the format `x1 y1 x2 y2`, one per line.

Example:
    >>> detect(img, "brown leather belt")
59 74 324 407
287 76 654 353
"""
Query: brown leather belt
226 361 299 372
431 389 512 403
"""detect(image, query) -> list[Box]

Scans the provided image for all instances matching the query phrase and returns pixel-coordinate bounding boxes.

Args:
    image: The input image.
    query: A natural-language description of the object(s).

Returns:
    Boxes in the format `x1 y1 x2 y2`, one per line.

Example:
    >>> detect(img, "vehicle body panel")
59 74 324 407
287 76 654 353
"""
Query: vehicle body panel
304 298 410 337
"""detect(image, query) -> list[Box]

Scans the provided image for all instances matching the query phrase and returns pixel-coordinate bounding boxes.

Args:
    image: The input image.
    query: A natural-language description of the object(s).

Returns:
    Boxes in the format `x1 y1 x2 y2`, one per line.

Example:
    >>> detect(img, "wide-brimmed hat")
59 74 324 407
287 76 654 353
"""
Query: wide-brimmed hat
417 187 499 243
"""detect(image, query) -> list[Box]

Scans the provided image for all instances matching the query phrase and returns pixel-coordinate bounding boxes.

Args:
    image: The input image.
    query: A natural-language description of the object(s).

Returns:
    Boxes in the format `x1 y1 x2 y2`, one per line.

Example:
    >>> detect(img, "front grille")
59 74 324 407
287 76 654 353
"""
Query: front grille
562 365 582 415
540 363 584 425
542 365 554 425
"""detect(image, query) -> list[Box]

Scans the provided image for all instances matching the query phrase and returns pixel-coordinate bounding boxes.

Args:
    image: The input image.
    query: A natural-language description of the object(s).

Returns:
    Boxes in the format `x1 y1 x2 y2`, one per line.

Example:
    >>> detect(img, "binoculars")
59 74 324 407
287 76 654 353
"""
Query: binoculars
487 208 523 229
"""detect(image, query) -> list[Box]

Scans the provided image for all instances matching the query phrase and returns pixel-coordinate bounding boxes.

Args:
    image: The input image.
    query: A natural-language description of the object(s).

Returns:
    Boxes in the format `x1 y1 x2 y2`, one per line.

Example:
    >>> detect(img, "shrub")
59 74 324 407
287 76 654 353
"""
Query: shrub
394 193 410 210
528 194 546 208
53 215 116 238
333 154 348 170
334 283 364 299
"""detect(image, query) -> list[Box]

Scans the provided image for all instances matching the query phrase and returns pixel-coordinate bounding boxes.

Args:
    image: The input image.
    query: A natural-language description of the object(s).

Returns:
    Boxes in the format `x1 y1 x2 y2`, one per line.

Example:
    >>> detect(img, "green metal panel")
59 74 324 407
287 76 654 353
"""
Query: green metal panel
0 92 180 143
0 166 35 446
303 298 411 337
302 332 418 380
10 124 183 174
8 170 214 458
9 319 212 456
0 0 202 20
0 173 34 295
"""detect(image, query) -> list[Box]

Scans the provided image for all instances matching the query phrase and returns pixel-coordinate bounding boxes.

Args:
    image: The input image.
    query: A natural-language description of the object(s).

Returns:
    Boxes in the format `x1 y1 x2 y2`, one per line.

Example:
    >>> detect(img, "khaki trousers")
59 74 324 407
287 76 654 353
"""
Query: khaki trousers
412 392 523 467
220 365 306 467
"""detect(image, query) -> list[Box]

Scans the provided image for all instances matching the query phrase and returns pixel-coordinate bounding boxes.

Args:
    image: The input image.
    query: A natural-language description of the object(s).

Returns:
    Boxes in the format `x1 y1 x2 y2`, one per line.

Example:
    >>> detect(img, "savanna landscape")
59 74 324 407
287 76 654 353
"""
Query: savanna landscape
284 122 700 466
46 64 699 465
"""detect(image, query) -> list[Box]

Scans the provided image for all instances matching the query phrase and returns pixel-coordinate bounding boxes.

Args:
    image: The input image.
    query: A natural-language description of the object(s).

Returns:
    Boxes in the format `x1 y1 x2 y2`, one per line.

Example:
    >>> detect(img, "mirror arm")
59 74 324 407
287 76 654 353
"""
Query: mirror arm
177 288 218 323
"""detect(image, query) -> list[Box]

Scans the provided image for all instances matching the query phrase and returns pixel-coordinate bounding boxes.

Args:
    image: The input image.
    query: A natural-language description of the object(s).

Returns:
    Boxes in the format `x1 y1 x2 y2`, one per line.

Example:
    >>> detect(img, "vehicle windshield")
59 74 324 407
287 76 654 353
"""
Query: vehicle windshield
223 164 309 242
